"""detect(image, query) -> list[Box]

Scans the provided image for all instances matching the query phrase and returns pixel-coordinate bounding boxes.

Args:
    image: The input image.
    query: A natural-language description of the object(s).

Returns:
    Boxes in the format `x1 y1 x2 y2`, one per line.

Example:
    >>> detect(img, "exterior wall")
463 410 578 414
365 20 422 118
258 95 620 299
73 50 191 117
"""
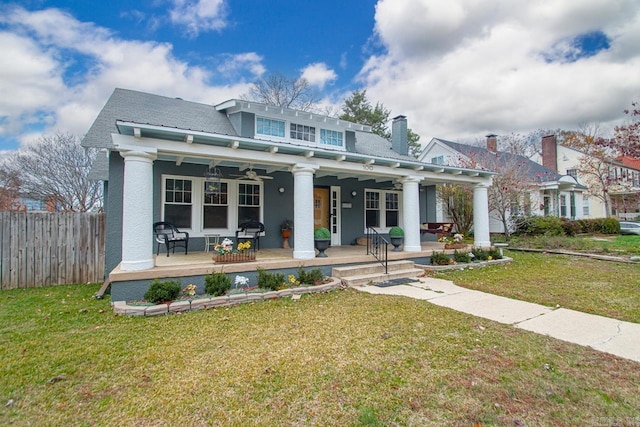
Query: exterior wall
105 154 124 276
228 111 255 138
420 143 462 165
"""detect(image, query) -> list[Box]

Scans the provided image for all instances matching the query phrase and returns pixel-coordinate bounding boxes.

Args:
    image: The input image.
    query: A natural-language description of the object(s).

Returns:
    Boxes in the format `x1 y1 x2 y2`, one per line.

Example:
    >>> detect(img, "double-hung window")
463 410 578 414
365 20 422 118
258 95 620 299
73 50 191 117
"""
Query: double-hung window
290 123 315 142
256 117 285 137
203 182 228 229
238 183 261 224
365 190 401 230
164 178 192 228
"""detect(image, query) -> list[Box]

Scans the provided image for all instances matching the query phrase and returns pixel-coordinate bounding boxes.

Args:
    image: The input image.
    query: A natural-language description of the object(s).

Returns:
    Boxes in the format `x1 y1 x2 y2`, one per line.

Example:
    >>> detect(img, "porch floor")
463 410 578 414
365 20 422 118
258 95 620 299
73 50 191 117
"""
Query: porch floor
109 242 445 282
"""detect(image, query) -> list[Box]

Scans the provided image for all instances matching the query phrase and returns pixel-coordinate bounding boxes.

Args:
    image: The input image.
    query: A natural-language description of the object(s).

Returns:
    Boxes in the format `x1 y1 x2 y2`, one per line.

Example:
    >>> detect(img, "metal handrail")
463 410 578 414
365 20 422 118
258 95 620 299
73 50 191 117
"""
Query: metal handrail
366 227 389 274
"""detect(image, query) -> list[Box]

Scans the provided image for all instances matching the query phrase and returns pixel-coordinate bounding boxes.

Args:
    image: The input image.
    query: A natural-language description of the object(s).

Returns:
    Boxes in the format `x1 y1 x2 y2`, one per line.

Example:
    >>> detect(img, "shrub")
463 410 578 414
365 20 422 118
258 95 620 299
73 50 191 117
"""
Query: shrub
144 279 181 303
512 214 564 236
257 268 286 290
430 251 452 265
314 227 331 239
471 247 489 261
453 250 470 263
487 247 503 260
389 226 404 237
297 267 324 285
576 218 620 234
561 219 582 237
205 272 231 296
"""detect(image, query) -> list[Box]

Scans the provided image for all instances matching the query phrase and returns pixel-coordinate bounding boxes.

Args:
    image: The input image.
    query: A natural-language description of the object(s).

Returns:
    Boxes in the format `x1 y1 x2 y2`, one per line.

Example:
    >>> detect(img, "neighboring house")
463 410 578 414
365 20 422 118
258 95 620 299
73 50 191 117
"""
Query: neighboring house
419 135 585 234
538 135 640 220
83 88 495 275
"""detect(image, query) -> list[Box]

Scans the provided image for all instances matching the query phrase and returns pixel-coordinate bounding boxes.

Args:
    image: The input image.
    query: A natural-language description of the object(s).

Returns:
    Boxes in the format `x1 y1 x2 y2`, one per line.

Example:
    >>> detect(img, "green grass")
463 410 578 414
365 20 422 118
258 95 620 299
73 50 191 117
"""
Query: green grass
434 250 640 323
505 234 640 255
1 282 639 426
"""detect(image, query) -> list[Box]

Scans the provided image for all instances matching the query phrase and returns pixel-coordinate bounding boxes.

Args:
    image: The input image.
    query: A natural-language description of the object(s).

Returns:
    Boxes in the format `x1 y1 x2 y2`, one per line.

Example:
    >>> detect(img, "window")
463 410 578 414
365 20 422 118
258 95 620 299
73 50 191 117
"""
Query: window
164 178 192 228
431 155 444 165
256 117 285 137
203 182 228 229
290 123 315 142
566 169 578 179
238 183 261 224
583 196 590 216
385 193 399 227
365 190 401 229
365 191 380 228
560 195 567 217
320 129 343 147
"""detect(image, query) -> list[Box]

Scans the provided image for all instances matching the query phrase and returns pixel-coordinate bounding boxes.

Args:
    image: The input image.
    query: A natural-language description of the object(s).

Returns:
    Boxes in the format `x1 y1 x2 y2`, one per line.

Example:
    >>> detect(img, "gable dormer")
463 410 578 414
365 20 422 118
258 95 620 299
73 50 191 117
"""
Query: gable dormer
215 99 371 152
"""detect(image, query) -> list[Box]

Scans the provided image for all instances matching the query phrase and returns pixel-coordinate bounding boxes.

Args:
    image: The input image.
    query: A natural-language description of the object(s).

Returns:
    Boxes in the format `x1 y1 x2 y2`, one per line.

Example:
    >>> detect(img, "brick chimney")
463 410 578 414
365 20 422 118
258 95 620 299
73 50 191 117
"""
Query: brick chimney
392 115 408 156
541 134 558 171
486 134 497 152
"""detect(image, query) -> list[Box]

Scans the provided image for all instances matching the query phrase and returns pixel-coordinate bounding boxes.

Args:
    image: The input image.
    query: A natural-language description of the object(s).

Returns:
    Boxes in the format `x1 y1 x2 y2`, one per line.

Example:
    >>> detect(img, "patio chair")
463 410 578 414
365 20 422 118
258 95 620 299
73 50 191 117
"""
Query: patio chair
153 222 189 257
235 220 264 251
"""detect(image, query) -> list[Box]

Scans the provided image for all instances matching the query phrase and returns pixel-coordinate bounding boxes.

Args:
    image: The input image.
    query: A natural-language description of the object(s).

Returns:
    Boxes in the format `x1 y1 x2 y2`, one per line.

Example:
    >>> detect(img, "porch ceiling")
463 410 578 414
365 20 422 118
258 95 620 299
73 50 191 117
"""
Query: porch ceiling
115 120 495 185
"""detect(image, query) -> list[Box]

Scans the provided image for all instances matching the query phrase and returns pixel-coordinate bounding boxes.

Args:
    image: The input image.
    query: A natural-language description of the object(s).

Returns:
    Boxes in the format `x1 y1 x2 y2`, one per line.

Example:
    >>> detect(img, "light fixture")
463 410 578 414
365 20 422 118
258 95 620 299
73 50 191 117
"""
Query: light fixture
278 187 285 193
204 165 223 197
351 191 357 197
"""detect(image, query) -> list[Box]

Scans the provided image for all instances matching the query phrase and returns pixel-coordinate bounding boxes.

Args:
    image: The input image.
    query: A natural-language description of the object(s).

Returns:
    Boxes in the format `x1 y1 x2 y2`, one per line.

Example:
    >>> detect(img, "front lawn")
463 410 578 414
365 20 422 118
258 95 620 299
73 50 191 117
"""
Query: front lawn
1 282 639 426
433 251 640 323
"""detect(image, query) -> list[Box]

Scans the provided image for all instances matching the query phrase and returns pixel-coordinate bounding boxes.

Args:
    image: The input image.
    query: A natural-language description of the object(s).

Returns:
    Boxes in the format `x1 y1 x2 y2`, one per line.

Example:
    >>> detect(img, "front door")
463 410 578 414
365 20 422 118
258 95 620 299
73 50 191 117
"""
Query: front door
313 187 330 230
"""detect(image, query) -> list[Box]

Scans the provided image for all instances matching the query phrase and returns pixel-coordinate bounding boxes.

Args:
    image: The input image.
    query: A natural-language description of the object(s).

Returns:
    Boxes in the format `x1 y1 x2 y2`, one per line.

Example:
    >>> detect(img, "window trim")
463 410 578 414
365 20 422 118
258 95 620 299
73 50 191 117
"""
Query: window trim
255 116 286 139
364 189 402 232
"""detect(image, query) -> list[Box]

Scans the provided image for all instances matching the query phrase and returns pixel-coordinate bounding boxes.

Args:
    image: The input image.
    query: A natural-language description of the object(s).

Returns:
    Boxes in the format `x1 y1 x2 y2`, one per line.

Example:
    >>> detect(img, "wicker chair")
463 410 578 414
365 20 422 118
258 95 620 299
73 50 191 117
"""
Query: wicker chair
153 222 189 256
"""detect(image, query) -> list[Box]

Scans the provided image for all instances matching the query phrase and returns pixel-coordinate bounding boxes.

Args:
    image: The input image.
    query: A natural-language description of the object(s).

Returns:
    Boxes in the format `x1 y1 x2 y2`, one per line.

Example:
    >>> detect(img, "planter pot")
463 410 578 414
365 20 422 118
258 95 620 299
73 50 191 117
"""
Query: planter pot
444 243 467 250
314 238 331 257
281 230 291 248
389 236 404 252
212 252 256 263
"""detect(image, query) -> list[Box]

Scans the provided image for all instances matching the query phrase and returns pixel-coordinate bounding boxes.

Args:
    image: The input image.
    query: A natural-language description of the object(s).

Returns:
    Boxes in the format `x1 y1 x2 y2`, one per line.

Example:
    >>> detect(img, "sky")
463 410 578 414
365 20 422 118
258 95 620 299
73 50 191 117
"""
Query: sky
1 0 640 155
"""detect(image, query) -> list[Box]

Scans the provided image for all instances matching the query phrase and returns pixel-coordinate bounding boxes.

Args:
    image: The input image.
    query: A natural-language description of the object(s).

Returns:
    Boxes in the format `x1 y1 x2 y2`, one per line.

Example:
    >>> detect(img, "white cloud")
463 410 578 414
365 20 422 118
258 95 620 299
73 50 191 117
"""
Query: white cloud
300 62 338 89
362 0 640 141
0 5 260 148
169 0 228 37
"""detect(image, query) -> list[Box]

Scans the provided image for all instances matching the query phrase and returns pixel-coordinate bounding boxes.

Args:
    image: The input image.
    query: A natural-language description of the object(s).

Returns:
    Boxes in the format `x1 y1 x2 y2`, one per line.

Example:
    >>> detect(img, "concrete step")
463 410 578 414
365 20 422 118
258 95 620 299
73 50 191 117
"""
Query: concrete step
332 260 417 279
340 268 425 287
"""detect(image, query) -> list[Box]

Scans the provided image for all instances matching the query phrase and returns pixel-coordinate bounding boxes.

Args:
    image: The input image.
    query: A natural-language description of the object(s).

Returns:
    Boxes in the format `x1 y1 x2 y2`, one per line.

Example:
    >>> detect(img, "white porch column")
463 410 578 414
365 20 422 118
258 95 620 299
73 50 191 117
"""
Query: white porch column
120 149 156 271
473 182 492 248
401 176 422 252
292 163 318 259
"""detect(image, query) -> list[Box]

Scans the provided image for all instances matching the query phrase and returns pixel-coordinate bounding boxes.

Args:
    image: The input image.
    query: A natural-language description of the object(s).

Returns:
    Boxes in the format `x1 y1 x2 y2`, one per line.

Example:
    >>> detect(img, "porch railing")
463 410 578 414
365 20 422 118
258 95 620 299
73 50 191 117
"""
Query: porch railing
366 227 388 274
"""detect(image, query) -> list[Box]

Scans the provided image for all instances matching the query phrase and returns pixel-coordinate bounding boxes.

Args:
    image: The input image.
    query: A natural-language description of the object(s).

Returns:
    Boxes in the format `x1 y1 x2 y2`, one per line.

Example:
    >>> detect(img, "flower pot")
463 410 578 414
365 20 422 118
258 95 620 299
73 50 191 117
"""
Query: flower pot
281 230 291 249
314 238 330 257
389 236 404 252
212 252 256 263
444 243 467 250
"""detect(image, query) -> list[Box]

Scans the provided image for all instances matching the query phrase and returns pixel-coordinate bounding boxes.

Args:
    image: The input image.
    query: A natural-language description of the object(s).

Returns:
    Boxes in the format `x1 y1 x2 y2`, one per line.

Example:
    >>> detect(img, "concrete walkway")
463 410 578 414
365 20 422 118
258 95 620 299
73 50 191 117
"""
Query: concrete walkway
358 277 640 363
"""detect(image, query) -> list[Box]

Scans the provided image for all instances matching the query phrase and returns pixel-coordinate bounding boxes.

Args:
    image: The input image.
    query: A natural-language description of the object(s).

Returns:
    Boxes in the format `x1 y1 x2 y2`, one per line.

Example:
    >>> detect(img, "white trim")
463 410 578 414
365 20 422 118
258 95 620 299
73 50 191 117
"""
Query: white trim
330 186 341 246
363 188 403 234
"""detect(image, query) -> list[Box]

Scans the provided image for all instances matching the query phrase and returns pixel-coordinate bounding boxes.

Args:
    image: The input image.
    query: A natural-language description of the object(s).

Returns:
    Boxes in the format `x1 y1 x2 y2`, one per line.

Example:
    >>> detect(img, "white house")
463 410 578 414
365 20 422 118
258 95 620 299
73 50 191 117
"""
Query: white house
419 135 585 233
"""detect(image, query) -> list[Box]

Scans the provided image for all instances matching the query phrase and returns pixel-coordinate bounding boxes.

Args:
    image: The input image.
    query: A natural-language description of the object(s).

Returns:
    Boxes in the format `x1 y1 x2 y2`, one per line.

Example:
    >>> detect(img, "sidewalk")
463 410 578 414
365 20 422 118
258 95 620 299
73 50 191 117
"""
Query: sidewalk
358 277 640 363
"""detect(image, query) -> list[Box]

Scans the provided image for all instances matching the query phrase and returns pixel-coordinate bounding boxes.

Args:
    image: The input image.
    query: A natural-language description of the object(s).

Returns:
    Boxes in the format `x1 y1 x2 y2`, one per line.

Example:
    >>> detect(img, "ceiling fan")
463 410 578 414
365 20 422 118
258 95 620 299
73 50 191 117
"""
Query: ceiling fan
230 166 274 181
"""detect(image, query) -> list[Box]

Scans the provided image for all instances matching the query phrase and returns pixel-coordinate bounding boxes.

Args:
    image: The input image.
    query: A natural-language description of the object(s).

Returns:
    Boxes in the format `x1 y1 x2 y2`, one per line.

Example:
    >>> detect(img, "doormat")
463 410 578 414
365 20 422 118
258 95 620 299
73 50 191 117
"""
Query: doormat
374 278 415 287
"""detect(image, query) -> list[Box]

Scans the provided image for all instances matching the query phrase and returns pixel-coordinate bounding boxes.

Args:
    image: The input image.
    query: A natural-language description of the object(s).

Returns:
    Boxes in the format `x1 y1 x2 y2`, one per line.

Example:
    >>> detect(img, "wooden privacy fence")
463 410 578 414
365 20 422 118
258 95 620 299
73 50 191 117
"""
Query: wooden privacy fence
0 212 106 290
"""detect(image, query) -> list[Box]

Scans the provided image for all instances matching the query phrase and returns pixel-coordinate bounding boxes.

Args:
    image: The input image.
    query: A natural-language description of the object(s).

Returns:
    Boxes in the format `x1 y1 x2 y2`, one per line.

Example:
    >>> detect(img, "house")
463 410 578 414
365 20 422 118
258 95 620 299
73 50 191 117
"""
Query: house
83 88 495 284
419 135 585 234
539 135 640 220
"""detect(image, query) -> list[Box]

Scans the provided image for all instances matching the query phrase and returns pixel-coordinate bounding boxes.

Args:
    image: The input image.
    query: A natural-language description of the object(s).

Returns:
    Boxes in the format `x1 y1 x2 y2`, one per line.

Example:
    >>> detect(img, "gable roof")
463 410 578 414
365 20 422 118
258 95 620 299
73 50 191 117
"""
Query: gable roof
83 88 238 150
616 155 640 171
433 138 571 184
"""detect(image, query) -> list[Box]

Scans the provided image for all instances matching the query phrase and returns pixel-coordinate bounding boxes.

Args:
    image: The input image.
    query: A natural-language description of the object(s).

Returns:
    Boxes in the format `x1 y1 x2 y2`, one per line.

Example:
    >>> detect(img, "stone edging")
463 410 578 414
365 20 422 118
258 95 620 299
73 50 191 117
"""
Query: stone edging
112 277 344 316
417 257 512 272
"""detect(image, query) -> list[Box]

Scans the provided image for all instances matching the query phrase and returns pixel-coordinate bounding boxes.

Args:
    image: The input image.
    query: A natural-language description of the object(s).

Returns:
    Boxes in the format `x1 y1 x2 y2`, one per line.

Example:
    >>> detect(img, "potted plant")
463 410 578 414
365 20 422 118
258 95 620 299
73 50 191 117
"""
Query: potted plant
388 226 404 252
280 219 293 248
314 227 331 257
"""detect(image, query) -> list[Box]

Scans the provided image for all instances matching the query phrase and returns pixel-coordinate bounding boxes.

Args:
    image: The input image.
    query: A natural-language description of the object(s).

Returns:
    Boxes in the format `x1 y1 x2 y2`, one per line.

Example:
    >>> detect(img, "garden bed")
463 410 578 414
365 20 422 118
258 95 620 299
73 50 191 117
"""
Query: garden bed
113 277 343 316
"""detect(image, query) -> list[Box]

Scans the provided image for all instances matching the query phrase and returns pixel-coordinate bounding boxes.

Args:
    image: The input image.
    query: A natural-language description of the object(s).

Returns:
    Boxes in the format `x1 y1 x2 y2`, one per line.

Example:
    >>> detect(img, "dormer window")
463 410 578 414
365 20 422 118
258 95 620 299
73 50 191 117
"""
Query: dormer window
256 117 285 137
290 123 315 142
320 129 343 147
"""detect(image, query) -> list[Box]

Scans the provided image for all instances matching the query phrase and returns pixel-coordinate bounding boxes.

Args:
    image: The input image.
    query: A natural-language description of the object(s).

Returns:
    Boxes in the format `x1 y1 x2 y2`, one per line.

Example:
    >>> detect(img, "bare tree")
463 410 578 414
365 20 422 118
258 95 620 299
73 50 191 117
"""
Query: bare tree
0 168 23 211
1 133 102 212
242 72 320 112
436 184 474 235
600 99 640 158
